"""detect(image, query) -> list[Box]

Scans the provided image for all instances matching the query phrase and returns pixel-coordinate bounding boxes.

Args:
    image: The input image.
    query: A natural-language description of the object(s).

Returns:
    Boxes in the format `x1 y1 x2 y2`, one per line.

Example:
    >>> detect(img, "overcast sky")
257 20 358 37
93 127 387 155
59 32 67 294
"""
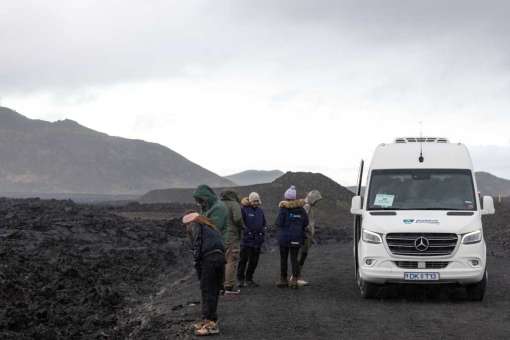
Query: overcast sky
2 0 510 185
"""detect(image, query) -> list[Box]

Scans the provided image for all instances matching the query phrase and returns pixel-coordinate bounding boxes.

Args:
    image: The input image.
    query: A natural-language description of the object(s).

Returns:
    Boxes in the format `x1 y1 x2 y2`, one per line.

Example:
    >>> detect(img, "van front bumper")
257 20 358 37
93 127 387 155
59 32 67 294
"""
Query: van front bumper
358 240 486 285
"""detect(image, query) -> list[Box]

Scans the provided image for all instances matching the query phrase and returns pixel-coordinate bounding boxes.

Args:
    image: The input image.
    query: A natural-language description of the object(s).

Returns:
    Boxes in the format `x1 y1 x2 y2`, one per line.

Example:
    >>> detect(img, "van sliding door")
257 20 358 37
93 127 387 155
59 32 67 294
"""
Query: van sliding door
353 159 364 280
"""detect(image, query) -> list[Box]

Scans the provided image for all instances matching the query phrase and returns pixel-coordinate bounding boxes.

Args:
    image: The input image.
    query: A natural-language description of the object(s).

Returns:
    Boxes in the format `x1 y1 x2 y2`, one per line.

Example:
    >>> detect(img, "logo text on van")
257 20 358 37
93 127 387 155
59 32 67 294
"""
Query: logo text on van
402 219 440 225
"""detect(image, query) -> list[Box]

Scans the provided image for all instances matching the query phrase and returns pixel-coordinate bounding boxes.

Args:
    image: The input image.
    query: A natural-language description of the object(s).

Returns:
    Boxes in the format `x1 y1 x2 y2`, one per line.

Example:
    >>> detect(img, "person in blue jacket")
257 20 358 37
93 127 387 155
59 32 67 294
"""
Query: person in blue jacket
275 185 309 289
237 192 267 288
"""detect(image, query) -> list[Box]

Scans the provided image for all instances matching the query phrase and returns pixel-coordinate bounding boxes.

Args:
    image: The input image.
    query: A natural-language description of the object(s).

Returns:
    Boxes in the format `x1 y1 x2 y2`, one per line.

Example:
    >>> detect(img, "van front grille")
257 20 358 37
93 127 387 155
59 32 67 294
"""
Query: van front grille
394 261 450 269
386 233 458 256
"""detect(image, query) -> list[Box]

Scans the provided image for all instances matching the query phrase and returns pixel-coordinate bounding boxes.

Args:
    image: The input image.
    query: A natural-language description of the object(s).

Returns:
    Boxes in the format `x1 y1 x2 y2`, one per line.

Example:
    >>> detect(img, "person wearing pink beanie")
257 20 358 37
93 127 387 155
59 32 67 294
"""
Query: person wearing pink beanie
275 185 309 289
284 185 297 200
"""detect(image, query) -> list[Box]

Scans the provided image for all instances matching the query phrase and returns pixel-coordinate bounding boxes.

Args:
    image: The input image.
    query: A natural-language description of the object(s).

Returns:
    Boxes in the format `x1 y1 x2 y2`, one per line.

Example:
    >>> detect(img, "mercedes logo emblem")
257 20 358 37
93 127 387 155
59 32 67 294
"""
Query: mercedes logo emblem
414 236 430 252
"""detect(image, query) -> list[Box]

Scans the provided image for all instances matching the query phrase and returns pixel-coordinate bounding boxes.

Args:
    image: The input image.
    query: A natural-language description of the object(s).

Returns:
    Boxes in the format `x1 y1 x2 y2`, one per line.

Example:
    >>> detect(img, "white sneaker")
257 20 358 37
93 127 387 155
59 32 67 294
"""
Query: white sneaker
224 288 240 295
297 279 309 286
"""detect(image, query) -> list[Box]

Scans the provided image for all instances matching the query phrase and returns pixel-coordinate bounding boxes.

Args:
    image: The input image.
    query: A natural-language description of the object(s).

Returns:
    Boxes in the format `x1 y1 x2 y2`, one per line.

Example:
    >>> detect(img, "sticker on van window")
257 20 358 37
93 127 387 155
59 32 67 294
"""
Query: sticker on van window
374 194 395 207
464 201 474 209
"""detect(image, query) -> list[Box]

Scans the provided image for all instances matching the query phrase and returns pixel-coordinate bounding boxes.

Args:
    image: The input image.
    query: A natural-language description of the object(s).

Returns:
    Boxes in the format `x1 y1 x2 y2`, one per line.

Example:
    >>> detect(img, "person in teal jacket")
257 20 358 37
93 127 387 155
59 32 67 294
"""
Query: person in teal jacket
193 185 228 234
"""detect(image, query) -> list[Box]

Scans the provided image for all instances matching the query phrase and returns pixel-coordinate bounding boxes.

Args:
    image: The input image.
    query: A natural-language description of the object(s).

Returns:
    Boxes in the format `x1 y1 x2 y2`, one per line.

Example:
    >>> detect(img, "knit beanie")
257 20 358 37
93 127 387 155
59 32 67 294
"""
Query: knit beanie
284 185 297 200
249 192 261 204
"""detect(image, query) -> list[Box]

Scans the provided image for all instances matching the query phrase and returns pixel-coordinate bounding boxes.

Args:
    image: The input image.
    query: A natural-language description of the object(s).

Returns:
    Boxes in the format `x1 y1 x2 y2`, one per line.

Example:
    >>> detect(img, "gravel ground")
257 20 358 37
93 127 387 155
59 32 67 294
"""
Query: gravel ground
145 243 510 340
2 198 509 339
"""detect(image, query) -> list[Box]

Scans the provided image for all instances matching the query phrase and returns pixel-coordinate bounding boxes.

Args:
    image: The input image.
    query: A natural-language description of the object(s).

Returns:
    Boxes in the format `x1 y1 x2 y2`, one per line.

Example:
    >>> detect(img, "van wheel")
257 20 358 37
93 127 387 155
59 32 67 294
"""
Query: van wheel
357 271 379 299
466 271 487 301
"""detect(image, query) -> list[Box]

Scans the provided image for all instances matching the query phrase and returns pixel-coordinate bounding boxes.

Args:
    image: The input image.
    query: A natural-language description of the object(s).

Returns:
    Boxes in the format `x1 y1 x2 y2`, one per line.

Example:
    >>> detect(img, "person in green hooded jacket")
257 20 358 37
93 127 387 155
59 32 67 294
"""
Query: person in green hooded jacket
193 185 228 237
220 190 244 294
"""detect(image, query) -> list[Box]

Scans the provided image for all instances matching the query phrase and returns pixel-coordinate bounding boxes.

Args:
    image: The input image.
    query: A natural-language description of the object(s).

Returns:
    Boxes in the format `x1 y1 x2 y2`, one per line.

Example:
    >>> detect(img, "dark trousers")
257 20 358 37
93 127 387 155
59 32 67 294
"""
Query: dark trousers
280 246 300 279
298 250 308 272
237 246 261 282
298 239 312 276
200 253 225 322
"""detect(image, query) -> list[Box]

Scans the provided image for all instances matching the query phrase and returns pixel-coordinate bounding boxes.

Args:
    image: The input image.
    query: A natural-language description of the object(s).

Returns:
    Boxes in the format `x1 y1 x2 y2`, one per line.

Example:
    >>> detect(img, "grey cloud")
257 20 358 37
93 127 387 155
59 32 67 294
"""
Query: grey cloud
1 0 510 94
228 0 510 37
0 1 236 92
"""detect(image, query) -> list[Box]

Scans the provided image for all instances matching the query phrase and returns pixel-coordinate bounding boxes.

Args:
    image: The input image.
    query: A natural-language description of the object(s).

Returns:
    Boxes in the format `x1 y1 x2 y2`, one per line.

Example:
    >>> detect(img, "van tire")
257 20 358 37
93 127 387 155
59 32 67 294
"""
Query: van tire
466 271 487 301
357 271 379 299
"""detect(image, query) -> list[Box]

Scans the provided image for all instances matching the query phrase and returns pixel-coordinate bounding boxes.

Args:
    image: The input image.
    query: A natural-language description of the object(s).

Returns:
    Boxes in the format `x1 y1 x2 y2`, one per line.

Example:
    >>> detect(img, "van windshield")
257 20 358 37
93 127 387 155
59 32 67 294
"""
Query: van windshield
367 169 476 211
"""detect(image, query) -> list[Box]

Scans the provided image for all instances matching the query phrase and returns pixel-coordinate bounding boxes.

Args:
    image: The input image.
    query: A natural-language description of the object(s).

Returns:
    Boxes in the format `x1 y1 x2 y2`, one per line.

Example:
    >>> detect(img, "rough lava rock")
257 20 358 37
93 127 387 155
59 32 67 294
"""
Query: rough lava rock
0 198 187 339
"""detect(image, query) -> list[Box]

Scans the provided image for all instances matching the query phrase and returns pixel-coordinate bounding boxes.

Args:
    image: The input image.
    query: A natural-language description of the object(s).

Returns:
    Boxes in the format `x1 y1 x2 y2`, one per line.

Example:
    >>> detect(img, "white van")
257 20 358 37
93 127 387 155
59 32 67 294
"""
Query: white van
350 137 495 300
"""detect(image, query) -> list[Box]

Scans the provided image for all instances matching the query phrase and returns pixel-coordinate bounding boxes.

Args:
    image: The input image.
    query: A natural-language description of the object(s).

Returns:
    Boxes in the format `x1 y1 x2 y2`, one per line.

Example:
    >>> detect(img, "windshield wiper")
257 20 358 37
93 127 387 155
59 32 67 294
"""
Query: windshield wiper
418 208 467 211
370 208 471 211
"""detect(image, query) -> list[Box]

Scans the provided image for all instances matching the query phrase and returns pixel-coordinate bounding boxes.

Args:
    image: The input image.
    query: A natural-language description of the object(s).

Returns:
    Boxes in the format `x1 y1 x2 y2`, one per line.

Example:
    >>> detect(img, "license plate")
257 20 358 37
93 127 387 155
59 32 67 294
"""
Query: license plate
404 272 440 281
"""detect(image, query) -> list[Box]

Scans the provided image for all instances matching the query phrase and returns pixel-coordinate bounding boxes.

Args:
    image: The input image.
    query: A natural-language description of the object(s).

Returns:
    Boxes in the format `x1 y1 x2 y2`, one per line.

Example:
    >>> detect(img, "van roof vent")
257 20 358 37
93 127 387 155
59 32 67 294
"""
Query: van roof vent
395 137 449 144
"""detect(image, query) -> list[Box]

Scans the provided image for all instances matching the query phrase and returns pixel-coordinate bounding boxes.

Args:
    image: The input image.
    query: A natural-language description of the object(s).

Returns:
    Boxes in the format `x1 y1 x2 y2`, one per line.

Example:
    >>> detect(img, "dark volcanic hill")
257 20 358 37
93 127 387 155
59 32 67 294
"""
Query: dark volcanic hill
476 172 510 198
0 107 233 195
140 172 354 231
225 169 284 185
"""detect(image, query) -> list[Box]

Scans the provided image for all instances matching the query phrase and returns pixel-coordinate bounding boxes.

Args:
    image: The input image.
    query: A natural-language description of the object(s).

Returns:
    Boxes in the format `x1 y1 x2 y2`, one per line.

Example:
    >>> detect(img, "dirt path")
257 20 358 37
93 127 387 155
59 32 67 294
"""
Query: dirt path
130 243 510 340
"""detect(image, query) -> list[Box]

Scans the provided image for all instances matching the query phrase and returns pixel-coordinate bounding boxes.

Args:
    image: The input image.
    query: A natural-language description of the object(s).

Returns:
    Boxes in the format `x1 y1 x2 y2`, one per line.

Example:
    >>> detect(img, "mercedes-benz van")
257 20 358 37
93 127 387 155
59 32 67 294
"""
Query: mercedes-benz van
350 137 495 300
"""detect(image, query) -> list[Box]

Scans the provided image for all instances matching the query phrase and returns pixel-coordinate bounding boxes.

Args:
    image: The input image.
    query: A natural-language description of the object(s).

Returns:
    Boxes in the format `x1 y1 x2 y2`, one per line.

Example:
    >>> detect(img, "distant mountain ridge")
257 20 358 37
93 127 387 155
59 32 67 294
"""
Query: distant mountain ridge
476 172 510 197
225 169 284 185
0 107 234 194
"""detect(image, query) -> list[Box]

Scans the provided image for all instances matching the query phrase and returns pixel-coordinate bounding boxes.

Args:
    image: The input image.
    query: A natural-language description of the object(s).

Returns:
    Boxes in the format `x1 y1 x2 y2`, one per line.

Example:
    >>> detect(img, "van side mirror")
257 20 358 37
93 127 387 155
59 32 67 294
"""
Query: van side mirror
481 196 495 215
351 196 363 215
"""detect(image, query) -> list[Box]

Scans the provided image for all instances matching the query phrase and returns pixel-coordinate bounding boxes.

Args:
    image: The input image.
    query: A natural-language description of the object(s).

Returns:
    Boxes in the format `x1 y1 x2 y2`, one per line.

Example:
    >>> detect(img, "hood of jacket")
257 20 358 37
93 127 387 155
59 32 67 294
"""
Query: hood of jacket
193 185 218 208
305 190 322 206
279 199 305 209
220 190 240 203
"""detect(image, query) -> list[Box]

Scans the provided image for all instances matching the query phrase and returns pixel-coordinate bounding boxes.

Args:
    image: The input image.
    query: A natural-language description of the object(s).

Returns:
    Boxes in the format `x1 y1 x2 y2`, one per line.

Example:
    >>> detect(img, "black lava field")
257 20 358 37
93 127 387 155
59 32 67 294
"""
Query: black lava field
1 197 510 339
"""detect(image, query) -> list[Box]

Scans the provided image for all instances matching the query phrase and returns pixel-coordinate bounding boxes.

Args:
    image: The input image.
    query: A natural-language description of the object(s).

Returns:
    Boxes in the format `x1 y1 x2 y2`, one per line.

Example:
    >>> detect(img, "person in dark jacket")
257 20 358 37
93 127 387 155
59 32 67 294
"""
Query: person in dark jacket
237 192 267 288
183 211 225 336
275 185 309 289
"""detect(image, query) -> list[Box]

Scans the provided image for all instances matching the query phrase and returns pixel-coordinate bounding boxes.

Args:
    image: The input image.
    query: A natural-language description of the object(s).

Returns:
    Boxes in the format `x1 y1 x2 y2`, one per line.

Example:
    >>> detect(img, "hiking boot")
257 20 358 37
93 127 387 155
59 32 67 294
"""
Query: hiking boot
289 277 299 289
246 280 260 288
195 320 220 336
193 320 207 331
276 278 289 288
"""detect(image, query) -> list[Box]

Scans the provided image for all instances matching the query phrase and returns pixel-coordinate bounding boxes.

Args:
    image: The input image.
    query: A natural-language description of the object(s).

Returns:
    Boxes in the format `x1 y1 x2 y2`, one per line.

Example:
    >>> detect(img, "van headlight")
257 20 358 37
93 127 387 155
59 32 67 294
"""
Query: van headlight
362 229 383 244
462 230 482 244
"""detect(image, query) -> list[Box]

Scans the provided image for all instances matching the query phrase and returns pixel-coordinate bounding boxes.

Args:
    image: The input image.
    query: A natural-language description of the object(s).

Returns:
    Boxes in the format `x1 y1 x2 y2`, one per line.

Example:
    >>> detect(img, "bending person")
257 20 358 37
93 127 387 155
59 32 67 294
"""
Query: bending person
183 212 225 337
